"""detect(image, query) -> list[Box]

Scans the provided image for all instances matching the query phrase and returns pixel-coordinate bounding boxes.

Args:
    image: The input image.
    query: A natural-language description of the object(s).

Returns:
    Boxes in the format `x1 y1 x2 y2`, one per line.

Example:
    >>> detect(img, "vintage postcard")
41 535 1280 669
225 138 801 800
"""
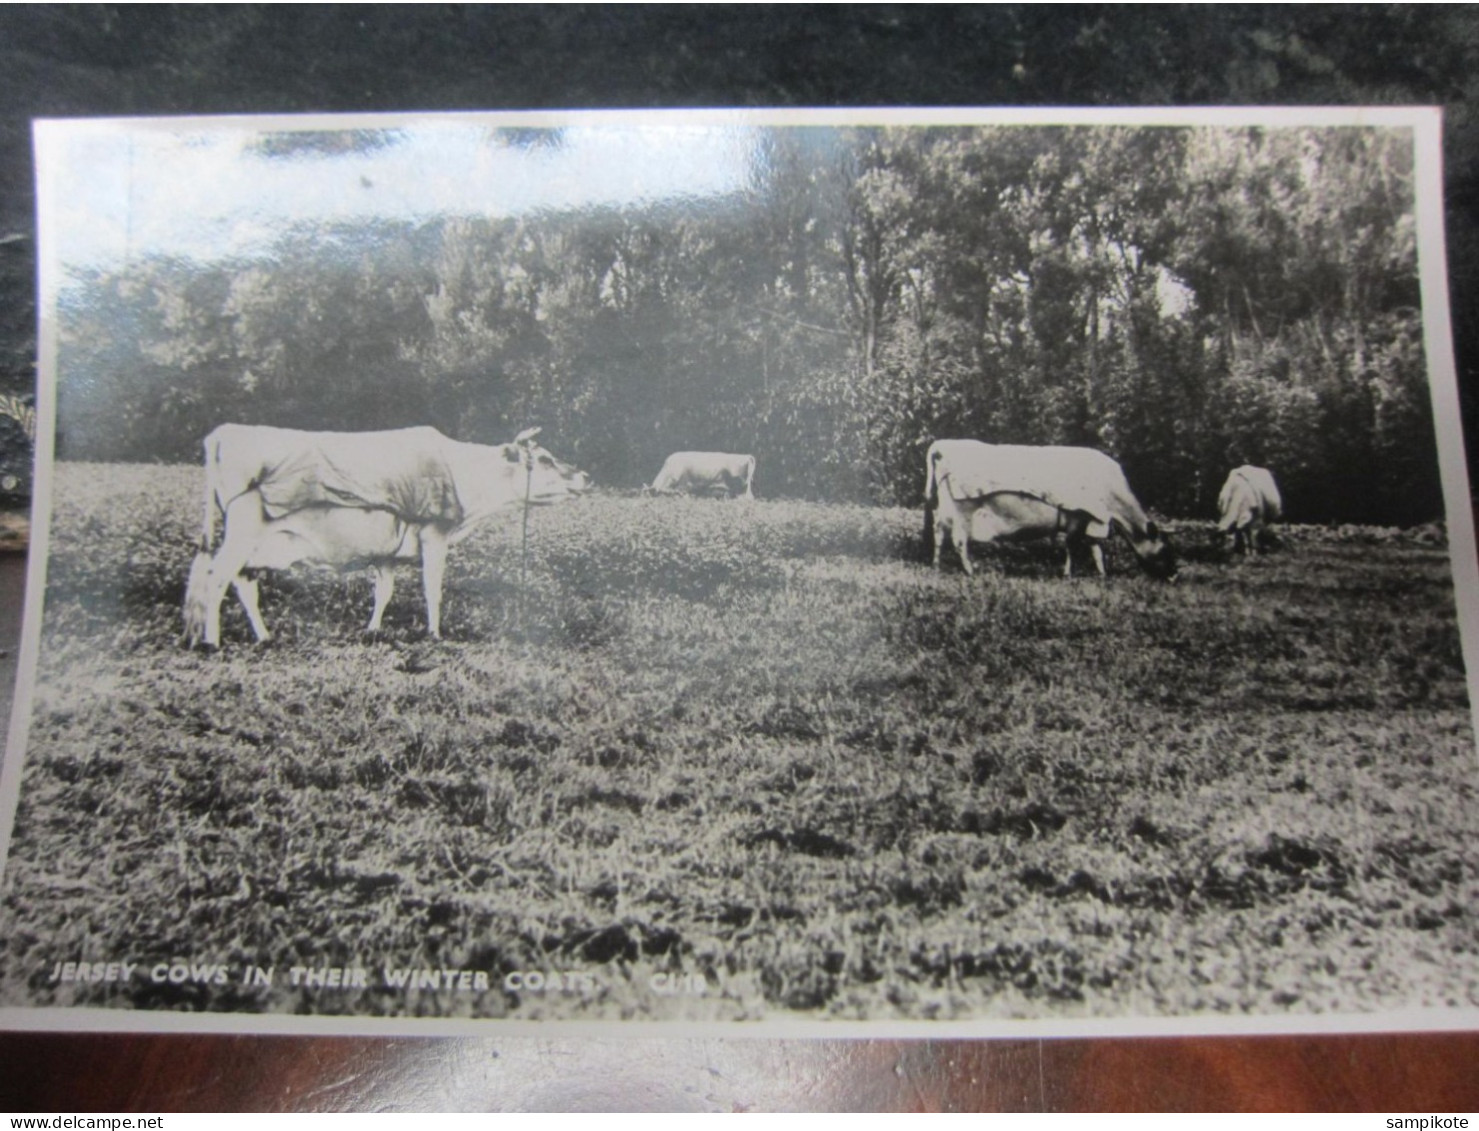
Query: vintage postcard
0 107 1474 1037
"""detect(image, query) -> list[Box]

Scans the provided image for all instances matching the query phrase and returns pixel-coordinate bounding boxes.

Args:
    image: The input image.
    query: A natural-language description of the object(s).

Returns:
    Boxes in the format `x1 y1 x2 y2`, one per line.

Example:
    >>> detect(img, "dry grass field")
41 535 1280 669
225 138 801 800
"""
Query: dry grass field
1 461 1476 1024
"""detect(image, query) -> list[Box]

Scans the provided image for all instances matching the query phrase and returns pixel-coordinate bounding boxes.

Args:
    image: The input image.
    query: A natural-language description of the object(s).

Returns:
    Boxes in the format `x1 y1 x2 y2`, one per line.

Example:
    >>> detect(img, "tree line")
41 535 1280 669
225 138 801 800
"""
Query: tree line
56 124 1436 525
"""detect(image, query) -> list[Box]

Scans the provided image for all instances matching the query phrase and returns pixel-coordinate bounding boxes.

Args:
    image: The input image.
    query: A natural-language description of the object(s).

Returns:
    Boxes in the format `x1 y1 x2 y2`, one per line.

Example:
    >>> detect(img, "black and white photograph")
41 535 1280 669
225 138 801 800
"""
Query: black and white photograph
0 106 1474 1037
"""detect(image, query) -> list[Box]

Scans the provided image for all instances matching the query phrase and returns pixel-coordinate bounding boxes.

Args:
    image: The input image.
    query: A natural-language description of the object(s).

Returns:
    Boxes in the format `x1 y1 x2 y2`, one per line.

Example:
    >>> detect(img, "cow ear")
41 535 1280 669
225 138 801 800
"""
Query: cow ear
504 446 522 463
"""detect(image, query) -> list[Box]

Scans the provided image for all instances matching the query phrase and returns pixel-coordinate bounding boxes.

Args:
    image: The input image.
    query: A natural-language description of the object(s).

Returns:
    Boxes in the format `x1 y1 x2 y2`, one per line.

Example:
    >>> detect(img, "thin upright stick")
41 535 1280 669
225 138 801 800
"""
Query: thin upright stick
520 444 533 623
512 426 542 631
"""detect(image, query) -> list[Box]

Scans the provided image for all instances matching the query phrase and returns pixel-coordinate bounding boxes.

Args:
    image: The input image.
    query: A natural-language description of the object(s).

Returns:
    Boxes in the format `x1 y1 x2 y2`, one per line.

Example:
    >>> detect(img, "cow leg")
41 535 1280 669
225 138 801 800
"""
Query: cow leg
1061 537 1102 578
1062 518 1100 578
181 550 214 648
420 525 449 638
231 575 271 642
952 523 974 576
186 493 267 647
367 565 395 632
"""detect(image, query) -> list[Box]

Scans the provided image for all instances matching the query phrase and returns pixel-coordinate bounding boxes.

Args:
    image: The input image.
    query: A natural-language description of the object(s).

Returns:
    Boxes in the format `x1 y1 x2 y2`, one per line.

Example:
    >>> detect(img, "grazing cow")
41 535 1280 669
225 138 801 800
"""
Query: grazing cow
182 424 590 647
649 451 756 499
1217 465 1282 556
923 440 1177 580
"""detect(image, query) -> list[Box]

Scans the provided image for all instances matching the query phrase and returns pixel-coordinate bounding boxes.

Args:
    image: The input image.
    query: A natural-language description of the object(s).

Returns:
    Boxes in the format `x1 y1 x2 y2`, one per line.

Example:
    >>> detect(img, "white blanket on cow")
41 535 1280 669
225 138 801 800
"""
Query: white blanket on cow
249 426 467 526
1219 466 1282 528
936 443 1128 531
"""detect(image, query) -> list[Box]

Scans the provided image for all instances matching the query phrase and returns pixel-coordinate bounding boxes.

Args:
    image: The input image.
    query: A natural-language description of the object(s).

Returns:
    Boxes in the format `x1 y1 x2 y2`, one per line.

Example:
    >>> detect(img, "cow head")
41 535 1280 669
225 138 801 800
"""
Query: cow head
509 430 592 505
1138 522 1179 581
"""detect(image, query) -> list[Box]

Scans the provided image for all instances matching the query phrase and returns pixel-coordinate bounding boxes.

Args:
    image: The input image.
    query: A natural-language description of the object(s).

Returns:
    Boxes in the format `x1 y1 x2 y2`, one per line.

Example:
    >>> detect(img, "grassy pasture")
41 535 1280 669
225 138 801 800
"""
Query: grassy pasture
2 461 1478 1022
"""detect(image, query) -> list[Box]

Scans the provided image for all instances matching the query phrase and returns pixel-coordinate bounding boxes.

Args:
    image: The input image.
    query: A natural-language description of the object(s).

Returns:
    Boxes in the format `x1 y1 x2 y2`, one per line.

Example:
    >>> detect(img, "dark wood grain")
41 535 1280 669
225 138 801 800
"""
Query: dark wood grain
3 1031 1479 1111
1042 1034 1479 1112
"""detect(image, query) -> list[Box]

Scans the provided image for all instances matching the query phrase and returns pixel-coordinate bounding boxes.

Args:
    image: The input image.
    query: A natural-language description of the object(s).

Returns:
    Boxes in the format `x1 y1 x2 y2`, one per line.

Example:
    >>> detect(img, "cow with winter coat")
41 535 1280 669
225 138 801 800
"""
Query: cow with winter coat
923 440 1177 580
649 452 756 499
1217 465 1282 556
182 424 589 647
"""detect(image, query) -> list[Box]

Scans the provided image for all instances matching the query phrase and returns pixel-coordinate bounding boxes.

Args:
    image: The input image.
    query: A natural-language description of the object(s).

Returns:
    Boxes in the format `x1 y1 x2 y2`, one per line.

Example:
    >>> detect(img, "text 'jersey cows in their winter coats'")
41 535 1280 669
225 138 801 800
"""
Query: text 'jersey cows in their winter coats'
182 424 589 647
923 440 1177 580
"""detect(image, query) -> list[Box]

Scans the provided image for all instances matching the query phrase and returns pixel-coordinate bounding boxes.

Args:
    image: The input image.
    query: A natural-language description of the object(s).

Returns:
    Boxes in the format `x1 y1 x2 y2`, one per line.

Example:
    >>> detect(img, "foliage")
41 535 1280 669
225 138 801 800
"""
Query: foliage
53 124 1438 525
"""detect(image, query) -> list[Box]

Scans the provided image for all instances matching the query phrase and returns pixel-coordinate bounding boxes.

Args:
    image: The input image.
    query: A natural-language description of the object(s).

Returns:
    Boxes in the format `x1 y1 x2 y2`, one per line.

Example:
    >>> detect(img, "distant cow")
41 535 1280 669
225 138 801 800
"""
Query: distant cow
1217 465 1282 556
923 440 1177 580
182 424 590 647
650 452 755 499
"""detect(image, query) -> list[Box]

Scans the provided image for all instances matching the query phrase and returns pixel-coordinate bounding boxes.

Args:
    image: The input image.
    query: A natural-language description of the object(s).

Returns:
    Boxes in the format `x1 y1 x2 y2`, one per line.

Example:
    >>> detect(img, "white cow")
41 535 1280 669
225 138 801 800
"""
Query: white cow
182 424 589 647
1217 465 1282 556
650 452 755 499
923 440 1177 579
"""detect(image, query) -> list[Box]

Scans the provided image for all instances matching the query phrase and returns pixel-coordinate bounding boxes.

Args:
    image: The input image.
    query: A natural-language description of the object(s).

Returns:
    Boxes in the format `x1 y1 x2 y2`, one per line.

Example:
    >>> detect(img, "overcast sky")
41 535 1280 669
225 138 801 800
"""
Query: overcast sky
35 115 759 290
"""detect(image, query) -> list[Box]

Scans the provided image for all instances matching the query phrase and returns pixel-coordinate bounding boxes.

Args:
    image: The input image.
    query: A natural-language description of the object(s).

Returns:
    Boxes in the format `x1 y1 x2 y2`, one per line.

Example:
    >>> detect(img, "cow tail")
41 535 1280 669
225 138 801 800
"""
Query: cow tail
922 445 939 553
184 432 220 644
745 454 756 499
198 433 220 553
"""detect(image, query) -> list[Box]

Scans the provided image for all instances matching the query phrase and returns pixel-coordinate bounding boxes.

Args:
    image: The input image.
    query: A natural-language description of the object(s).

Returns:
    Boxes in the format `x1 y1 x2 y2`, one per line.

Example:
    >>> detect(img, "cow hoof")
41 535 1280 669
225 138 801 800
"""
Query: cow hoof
180 624 213 651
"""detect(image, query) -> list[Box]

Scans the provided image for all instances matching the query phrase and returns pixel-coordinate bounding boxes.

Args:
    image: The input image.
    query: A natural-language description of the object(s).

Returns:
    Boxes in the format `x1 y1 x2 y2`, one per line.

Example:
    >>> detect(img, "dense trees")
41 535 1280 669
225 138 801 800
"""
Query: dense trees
56 123 1435 524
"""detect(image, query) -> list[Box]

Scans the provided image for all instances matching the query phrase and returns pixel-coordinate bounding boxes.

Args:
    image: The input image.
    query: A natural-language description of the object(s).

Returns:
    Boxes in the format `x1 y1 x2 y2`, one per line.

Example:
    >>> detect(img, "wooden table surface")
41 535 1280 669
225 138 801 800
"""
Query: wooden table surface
0 548 1474 1113
2 1031 1478 1111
